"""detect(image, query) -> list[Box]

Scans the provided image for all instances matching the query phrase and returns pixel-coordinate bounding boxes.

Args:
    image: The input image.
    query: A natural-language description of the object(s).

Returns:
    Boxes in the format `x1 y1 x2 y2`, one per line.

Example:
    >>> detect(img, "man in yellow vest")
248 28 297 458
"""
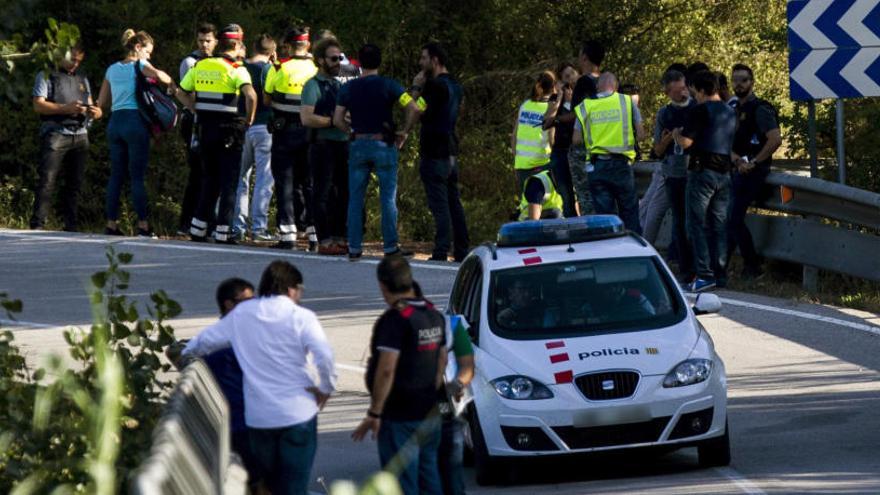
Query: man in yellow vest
572 72 645 233
179 24 257 244
519 170 563 221
264 27 319 250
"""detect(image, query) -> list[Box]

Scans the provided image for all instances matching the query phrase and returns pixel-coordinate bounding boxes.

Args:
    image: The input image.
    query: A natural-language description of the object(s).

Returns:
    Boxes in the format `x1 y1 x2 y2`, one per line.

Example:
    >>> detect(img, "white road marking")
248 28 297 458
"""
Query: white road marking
714 467 767 495
719 297 880 337
336 363 367 374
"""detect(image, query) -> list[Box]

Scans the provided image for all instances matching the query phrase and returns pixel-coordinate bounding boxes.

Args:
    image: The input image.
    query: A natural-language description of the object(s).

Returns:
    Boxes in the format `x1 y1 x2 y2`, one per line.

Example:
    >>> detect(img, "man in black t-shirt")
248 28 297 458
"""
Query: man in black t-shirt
564 40 604 215
409 43 470 262
353 257 447 495
728 63 781 278
673 71 736 292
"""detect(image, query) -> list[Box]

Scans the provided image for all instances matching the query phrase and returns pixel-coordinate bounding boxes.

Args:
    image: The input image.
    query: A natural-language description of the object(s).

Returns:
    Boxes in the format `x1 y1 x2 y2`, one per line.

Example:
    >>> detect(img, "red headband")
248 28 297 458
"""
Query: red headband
294 34 309 42
221 31 243 40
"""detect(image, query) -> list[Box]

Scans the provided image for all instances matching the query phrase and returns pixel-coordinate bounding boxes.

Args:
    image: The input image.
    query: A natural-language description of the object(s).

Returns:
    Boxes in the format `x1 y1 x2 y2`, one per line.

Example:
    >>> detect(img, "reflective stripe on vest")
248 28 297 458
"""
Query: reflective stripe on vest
575 92 636 161
514 100 551 169
191 58 244 114
269 58 317 115
518 170 564 221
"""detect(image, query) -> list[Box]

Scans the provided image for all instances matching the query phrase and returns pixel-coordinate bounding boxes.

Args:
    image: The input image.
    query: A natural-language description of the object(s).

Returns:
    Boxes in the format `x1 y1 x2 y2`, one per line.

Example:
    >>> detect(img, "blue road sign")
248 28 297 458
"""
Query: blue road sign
788 0 880 100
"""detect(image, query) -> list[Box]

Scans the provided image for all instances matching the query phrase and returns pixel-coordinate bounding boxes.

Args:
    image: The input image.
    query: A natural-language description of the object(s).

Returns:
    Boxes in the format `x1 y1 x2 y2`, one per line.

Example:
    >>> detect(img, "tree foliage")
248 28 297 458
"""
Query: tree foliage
0 0 875 241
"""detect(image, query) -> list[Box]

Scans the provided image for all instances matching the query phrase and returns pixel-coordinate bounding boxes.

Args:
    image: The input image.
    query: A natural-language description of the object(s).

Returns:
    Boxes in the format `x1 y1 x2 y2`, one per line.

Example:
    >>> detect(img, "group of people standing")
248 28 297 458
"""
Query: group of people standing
177 256 473 495
29 23 470 262
512 40 780 290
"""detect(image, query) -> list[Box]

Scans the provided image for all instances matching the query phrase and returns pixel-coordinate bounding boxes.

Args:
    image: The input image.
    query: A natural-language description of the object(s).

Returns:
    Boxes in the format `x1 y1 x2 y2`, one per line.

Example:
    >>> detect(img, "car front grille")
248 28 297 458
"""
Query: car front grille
575 371 640 400
552 417 671 449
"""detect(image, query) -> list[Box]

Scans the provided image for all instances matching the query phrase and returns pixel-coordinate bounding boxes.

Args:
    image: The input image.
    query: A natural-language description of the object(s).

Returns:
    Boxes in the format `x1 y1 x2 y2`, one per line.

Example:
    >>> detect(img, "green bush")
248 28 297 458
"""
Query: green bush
0 247 181 493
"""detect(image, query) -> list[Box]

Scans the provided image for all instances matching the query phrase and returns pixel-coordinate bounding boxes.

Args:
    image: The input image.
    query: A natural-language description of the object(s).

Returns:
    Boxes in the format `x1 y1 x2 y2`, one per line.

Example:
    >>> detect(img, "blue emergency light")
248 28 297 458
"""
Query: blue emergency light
496 215 626 248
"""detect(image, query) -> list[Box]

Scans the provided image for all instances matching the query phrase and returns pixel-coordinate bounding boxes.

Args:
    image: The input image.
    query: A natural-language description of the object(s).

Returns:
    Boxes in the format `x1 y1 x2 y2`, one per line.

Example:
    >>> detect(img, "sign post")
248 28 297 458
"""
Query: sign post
787 0 880 183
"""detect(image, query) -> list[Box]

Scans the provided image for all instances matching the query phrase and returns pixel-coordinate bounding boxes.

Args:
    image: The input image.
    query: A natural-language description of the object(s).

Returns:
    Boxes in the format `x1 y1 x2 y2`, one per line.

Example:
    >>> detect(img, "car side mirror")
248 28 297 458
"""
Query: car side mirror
692 293 722 315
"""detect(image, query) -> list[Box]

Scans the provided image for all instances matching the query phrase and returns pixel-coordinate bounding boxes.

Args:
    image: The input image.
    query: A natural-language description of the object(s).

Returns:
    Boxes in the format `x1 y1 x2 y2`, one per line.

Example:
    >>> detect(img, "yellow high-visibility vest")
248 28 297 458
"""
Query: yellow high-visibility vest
518 170 563 221
574 92 636 161
514 99 552 170
179 56 252 115
264 57 318 115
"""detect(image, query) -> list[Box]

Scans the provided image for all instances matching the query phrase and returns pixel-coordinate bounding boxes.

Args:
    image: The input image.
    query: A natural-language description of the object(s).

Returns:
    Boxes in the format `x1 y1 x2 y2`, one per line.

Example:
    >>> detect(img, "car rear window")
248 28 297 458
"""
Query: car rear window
488 257 686 339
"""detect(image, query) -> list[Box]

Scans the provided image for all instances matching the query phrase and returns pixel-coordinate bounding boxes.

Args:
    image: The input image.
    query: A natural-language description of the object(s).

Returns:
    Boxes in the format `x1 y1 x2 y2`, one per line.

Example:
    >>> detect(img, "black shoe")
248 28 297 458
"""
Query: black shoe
190 234 208 243
429 254 448 262
272 241 295 250
385 247 413 258
137 229 158 239
348 252 362 262
104 227 124 236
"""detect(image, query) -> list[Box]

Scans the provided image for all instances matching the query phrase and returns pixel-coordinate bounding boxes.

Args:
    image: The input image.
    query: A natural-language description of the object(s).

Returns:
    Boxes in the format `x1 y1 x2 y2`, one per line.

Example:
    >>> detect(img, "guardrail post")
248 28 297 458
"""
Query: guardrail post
802 215 820 293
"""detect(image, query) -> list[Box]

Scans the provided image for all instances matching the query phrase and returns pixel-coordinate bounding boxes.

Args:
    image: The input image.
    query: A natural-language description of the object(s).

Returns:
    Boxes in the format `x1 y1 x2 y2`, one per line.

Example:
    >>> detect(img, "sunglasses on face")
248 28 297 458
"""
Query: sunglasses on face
326 55 342 62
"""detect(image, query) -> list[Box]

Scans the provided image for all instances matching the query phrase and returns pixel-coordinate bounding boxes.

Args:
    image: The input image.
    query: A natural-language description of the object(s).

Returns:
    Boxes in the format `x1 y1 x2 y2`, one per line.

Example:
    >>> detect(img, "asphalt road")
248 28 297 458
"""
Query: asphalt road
2 229 879 494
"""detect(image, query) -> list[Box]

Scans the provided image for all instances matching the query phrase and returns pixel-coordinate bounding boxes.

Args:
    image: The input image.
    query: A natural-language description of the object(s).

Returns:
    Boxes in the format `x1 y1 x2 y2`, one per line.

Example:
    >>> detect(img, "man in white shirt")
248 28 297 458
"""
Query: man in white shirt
183 260 336 495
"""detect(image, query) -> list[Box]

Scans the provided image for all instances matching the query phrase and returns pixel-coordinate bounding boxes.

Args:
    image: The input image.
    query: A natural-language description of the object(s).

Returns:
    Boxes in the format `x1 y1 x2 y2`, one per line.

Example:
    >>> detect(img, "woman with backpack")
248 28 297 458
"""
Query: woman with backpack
96 29 186 237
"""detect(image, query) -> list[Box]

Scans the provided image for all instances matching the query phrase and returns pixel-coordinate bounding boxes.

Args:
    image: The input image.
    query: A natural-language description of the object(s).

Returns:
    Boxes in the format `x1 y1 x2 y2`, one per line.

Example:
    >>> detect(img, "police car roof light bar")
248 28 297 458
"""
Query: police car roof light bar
496 215 626 248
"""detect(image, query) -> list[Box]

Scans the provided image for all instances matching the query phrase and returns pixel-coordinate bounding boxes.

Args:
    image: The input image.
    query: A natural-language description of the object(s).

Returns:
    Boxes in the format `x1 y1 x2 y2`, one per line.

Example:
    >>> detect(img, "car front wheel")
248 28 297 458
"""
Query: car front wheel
697 420 731 468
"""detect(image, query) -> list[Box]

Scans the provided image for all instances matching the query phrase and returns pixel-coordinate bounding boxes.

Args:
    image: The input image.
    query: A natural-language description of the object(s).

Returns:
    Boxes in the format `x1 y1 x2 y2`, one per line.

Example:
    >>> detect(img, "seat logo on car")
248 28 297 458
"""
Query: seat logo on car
602 379 615 391
578 348 640 360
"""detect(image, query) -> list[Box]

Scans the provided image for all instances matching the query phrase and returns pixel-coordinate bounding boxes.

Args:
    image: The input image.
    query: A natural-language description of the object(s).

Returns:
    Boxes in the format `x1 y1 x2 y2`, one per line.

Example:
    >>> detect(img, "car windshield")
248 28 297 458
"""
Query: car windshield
489 256 685 339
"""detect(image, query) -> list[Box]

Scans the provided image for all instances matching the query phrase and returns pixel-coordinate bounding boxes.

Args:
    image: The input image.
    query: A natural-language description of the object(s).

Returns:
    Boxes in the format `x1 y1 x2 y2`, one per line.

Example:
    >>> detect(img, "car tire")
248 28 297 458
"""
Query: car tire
697 420 731 468
470 408 502 485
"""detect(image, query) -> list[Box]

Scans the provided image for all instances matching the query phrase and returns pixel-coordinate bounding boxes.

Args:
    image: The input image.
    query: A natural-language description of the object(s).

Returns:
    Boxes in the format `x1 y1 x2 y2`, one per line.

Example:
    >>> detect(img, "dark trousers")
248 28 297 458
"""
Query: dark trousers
686 169 730 281
191 120 243 239
727 166 769 270
438 417 466 495
272 126 312 240
665 176 694 280
178 112 202 231
550 148 577 217
588 158 641 234
249 417 317 495
309 139 349 243
420 157 470 260
31 132 88 230
106 110 151 221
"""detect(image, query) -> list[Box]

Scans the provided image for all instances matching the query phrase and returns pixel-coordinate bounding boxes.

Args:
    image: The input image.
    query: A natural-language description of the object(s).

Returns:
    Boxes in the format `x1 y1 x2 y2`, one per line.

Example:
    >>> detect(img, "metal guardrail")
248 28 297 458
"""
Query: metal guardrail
633 161 880 283
129 359 247 495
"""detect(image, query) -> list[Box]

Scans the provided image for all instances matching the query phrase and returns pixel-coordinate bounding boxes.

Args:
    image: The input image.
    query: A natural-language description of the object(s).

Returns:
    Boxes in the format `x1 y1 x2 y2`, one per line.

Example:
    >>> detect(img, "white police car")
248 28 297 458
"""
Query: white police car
447 216 729 484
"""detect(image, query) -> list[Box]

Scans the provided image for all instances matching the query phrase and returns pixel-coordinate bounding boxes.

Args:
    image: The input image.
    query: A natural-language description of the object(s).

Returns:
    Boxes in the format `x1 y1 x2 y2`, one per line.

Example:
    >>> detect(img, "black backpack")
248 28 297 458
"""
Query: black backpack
134 62 179 138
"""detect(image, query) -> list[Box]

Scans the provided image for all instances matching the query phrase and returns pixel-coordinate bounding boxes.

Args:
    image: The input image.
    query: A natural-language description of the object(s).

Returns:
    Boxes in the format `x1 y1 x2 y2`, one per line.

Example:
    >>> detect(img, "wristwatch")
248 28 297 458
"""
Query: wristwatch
367 410 381 419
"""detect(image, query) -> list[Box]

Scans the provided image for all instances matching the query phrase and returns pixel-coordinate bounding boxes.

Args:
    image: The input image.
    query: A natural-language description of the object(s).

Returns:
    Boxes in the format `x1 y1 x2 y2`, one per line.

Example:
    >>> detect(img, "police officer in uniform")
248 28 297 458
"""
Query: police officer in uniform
177 23 217 236
179 24 257 244
519 170 563 221
572 72 645 233
30 42 101 232
264 27 318 250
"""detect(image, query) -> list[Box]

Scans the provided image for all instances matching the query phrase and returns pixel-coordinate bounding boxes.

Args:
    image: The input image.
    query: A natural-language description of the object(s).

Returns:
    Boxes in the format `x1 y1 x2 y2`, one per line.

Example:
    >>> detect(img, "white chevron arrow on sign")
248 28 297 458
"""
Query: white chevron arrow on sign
791 49 836 98
790 0 835 49
837 0 880 47
840 47 880 95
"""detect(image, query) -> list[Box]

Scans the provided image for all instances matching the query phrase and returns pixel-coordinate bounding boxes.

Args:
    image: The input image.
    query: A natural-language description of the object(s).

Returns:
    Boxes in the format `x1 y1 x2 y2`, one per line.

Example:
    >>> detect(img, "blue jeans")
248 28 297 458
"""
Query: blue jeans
438 417 466 495
248 416 317 495
106 110 150 221
587 157 641 233
550 148 577 217
233 125 274 234
378 417 442 495
348 139 399 254
686 169 730 281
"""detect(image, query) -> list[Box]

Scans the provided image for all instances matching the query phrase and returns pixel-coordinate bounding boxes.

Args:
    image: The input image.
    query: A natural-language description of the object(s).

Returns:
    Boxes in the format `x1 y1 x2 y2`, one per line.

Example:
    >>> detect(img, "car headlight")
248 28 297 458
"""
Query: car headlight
490 375 553 400
663 359 713 388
